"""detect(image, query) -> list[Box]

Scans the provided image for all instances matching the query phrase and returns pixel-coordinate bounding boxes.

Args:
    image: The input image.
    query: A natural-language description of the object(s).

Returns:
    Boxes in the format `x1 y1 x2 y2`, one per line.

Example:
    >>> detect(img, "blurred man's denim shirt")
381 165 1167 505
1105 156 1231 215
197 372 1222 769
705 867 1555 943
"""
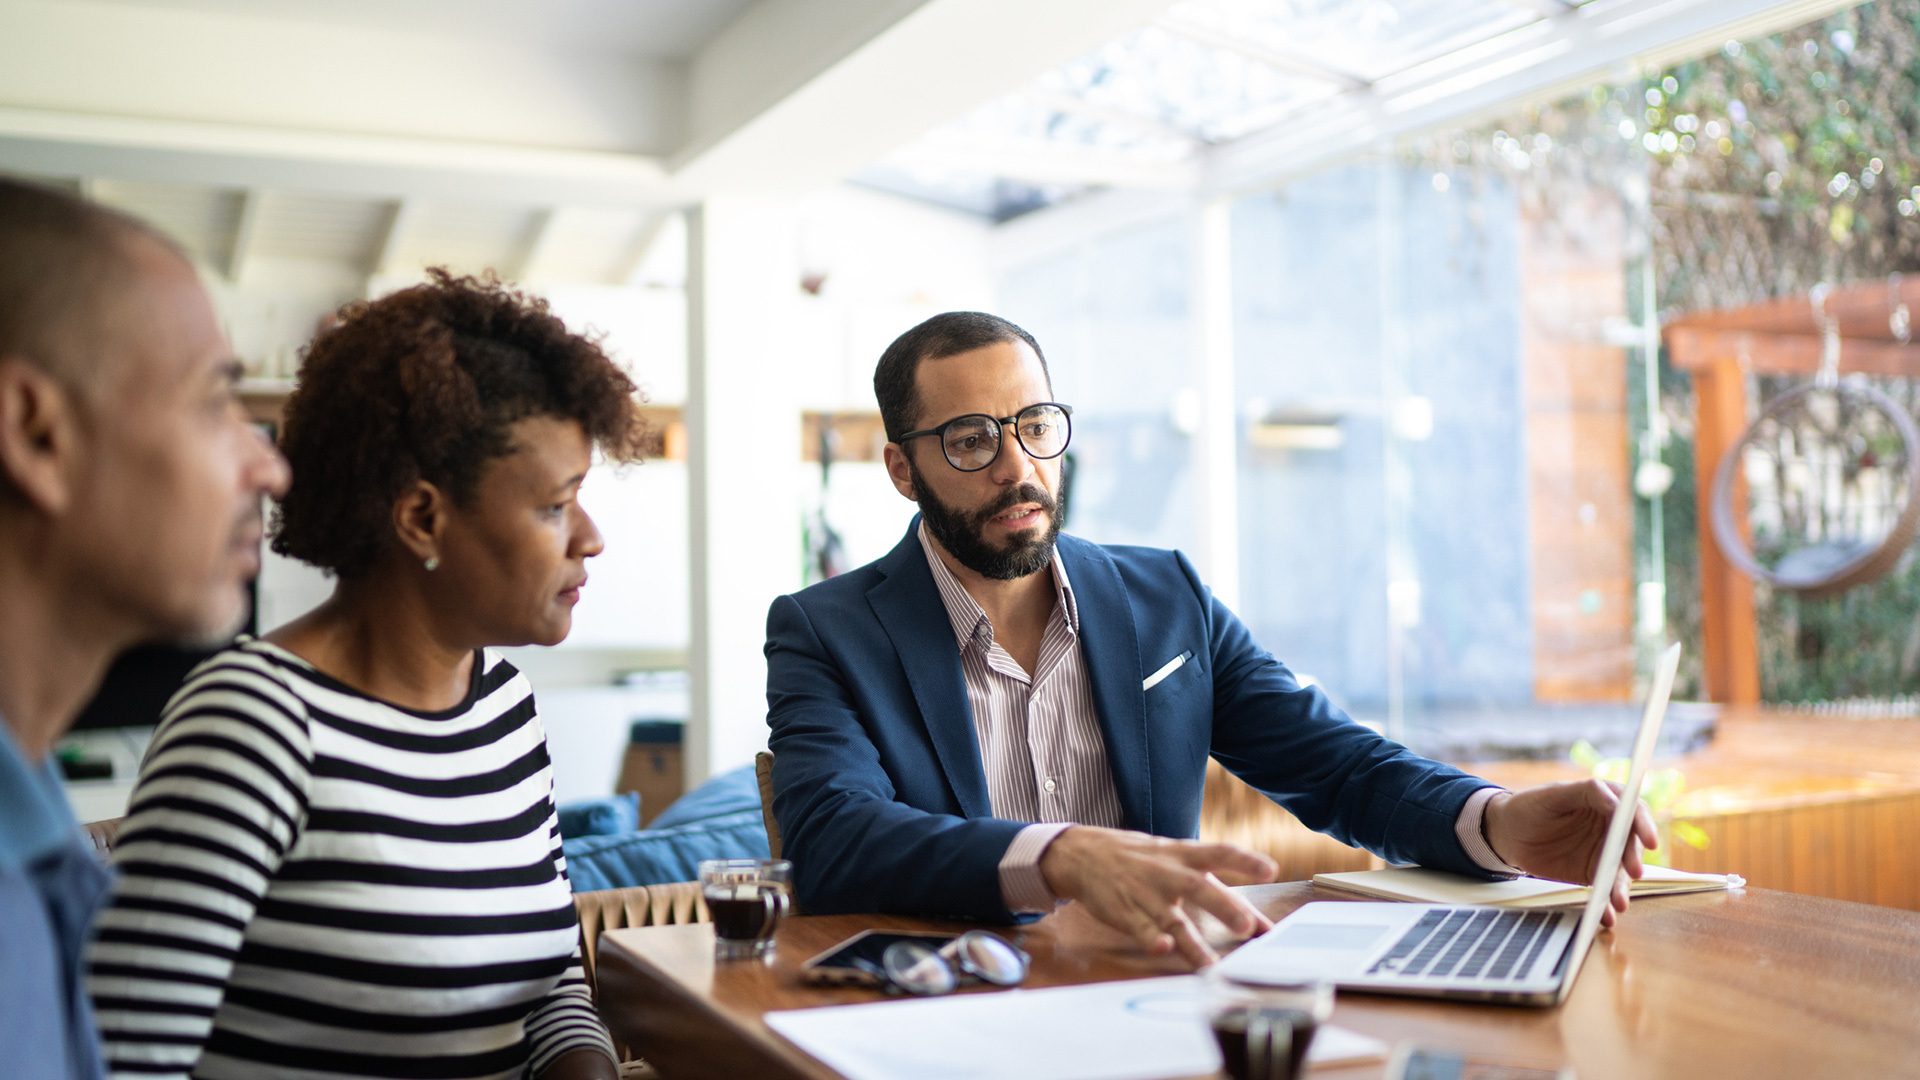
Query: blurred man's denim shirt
0 716 111 1080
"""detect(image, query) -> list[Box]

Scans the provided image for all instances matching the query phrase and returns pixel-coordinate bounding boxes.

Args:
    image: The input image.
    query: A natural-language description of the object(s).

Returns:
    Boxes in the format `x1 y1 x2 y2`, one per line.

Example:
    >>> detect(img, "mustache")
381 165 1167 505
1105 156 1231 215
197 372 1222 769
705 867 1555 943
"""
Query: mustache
967 482 1057 528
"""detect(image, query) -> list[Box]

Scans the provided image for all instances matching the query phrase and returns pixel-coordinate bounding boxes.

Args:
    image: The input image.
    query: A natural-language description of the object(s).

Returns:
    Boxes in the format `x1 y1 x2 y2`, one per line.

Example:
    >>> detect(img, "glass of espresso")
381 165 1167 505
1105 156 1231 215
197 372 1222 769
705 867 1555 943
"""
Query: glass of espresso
1204 975 1334 1080
700 858 793 960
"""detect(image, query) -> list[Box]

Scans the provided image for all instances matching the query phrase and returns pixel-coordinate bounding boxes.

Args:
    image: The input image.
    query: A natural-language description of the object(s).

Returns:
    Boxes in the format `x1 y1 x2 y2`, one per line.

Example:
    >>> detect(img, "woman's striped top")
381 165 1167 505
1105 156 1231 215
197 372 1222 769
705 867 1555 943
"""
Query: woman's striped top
87 638 615 1080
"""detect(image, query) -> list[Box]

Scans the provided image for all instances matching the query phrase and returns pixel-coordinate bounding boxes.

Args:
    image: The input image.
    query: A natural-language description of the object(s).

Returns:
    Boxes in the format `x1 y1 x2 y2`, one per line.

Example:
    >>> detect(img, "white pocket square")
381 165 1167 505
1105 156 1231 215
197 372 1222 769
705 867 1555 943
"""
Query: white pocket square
1143 650 1194 691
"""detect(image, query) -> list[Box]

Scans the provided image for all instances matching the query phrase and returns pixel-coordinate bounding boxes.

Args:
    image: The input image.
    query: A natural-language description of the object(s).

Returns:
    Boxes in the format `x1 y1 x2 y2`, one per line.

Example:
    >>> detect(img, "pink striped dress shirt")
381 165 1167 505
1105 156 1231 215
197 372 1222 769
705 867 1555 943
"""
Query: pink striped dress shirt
916 523 1515 914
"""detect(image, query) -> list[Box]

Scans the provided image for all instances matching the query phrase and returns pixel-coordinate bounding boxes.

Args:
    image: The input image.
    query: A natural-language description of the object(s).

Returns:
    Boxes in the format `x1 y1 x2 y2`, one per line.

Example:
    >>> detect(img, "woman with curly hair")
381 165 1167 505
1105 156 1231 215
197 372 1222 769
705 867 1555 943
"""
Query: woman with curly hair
88 271 647 1080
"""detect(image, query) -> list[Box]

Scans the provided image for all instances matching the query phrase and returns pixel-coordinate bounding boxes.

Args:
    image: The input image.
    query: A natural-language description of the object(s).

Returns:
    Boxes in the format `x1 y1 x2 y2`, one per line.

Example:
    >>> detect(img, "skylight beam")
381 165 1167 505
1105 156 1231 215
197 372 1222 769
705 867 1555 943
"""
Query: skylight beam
1501 0 1579 16
1153 17 1372 92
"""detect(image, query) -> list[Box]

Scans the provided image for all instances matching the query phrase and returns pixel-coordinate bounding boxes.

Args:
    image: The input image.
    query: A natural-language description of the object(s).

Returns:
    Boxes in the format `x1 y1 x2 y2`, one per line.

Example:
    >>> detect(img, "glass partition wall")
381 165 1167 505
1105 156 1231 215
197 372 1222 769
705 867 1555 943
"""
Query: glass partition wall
1000 92 1684 759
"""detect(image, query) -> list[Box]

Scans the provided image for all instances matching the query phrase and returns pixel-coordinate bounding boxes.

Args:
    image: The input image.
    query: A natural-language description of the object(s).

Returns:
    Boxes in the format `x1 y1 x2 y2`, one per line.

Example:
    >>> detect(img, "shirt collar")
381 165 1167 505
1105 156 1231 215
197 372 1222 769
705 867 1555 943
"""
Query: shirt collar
0 714 83 871
917 519 1080 653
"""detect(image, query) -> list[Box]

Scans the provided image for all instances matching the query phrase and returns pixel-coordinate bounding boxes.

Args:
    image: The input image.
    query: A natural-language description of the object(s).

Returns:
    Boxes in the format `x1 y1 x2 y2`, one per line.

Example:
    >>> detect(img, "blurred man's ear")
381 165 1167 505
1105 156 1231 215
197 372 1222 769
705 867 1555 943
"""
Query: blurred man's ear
0 358 81 516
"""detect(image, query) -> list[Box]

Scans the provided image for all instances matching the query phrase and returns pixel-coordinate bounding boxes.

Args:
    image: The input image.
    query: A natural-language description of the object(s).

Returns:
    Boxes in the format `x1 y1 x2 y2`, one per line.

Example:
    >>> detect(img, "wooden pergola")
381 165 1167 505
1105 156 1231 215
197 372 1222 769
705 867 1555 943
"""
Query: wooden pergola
1664 275 1920 703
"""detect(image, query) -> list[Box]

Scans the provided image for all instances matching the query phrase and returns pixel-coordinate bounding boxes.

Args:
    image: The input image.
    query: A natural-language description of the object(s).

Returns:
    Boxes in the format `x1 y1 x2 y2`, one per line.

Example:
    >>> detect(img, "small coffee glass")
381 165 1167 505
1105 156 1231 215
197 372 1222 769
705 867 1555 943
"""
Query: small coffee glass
1204 973 1334 1080
699 858 792 960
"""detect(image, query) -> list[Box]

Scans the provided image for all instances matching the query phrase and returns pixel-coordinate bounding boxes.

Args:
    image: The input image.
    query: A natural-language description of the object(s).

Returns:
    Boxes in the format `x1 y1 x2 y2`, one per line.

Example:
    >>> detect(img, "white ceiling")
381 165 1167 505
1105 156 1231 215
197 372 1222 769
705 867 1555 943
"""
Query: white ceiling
37 0 756 57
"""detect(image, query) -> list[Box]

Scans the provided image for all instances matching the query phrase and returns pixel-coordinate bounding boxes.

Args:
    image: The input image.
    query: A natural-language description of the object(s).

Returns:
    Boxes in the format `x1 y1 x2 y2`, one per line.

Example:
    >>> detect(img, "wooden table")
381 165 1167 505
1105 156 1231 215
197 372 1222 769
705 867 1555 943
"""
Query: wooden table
595 883 1920 1080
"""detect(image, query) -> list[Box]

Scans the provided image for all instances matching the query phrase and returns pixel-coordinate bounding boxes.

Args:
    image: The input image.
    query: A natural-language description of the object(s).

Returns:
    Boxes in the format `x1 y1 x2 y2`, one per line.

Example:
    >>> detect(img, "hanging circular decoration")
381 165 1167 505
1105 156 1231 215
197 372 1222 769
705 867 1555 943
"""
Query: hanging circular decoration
1709 284 1920 596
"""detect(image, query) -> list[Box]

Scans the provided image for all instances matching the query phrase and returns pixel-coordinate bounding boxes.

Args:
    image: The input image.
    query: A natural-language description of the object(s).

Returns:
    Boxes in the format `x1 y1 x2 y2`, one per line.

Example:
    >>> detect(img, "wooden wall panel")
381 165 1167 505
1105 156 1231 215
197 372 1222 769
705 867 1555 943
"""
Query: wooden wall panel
1204 711 1920 912
1668 791 1920 911
1519 193 1635 702
1199 762 1378 881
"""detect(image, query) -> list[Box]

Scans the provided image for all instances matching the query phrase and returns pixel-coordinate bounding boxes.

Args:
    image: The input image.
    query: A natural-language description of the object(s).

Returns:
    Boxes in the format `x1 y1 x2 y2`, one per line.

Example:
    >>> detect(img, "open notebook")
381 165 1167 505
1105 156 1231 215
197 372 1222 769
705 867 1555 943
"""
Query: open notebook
1313 864 1744 909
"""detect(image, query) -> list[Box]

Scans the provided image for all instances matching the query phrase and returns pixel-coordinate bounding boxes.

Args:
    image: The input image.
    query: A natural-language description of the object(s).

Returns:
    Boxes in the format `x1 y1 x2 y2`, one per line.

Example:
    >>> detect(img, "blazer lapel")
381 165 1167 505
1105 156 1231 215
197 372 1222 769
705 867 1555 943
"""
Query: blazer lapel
1058 536 1153 833
866 519 994 819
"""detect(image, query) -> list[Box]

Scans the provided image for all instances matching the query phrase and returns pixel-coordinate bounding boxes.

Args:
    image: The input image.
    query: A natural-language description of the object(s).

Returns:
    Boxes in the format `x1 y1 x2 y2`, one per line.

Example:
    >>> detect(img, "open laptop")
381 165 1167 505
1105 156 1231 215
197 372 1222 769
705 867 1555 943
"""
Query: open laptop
1215 641 1683 1006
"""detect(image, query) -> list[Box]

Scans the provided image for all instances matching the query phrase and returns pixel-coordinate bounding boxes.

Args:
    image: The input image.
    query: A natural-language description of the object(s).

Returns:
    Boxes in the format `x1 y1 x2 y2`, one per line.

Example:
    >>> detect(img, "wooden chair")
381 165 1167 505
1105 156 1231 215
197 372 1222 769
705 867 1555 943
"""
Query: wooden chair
83 816 125 856
753 750 781 860
573 881 709 995
573 881 710 1079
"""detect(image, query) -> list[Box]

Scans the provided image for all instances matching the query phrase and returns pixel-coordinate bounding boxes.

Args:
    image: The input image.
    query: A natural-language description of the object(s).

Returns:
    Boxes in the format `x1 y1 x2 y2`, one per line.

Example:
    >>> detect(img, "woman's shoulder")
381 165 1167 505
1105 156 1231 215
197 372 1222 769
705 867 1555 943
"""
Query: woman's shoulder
158 638 316 751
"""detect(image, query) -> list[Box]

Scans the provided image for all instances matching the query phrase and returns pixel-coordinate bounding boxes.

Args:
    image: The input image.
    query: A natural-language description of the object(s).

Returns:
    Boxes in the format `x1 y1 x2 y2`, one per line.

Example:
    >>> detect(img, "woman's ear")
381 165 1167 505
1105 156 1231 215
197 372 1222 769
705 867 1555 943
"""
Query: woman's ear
391 479 448 567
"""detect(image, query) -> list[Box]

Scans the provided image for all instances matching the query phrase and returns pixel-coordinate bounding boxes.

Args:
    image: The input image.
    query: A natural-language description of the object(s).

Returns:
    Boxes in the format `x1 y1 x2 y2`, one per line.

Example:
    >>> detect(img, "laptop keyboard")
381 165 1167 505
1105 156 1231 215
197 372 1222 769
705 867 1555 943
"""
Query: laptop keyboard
1366 909 1557 981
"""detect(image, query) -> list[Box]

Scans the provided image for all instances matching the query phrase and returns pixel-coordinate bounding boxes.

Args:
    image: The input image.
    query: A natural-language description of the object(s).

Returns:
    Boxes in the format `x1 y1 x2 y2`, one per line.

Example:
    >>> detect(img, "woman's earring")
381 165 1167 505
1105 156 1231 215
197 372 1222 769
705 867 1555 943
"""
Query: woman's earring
424 556 440 572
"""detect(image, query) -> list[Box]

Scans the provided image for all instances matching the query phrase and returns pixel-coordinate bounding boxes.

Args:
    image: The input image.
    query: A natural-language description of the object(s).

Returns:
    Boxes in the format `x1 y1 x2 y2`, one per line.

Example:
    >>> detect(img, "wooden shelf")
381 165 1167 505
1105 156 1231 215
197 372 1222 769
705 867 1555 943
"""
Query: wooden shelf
801 411 886 463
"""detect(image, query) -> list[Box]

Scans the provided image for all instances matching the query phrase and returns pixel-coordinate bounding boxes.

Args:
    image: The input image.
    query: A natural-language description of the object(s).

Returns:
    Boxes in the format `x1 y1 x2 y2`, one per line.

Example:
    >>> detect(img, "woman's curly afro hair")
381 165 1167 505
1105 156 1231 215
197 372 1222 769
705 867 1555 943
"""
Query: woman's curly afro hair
271 269 648 578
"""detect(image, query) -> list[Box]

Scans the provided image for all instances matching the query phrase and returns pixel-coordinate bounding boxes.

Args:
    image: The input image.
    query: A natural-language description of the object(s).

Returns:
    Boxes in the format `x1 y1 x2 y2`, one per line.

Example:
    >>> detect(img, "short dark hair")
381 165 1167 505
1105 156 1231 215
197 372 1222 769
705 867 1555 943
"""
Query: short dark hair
873 312 1048 442
271 269 649 578
0 177 180 381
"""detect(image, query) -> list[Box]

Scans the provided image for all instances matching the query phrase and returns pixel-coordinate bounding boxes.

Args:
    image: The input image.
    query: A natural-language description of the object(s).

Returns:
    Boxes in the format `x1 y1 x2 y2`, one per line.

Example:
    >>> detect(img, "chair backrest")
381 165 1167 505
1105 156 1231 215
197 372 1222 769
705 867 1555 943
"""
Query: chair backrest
754 750 781 860
573 881 709 996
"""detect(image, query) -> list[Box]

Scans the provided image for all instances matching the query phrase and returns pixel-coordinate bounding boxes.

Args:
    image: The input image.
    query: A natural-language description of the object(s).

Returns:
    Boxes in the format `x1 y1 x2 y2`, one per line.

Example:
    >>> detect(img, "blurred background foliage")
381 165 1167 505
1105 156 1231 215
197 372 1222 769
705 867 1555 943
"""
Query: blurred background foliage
1407 0 1920 703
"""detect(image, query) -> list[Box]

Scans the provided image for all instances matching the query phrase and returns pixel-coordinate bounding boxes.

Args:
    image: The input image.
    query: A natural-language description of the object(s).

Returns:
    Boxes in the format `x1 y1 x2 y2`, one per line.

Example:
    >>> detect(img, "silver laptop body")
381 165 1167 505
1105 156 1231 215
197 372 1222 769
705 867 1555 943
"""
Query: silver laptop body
1214 642 1682 1007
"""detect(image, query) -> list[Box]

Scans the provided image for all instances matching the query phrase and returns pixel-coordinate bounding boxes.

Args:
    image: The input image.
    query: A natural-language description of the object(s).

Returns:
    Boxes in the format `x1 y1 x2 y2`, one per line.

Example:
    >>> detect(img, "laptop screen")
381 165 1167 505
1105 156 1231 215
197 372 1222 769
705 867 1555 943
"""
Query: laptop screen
1555 641 1682 999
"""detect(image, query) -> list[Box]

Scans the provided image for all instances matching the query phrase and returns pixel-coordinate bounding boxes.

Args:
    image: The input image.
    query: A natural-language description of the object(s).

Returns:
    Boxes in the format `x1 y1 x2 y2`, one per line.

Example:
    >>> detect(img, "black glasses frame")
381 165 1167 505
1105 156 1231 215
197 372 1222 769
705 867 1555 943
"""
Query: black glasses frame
898 402 1074 472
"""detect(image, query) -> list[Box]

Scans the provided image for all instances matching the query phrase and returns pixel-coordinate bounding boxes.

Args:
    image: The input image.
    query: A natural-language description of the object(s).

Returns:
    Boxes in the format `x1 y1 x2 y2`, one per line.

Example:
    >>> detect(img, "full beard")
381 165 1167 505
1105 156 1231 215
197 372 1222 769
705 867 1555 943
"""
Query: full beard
911 464 1062 581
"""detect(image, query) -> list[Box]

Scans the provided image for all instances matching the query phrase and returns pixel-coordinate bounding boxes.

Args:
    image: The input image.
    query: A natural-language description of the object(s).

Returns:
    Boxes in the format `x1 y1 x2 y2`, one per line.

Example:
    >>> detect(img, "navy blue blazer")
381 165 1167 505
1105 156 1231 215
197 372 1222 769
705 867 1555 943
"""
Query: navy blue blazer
763 519 1495 920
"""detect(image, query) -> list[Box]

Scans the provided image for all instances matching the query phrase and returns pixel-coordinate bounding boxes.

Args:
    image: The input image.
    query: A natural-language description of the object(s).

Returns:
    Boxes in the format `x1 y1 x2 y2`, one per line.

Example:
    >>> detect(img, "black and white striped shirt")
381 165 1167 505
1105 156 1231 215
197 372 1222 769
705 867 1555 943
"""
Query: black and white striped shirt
88 639 615 1080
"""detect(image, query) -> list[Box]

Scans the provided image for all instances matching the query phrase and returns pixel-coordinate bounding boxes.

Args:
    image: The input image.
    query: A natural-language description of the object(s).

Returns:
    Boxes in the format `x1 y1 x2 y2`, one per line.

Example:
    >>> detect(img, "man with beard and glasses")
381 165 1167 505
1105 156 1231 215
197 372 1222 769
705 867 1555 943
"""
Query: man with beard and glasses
763 311 1657 967
0 178 289 1079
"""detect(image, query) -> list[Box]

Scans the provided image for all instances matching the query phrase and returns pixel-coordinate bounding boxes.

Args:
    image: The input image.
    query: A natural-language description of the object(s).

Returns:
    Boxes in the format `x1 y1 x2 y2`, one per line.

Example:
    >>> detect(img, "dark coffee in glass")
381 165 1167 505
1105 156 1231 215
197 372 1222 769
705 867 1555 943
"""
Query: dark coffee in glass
709 890 785 941
1210 1004 1317 1080
700 858 792 959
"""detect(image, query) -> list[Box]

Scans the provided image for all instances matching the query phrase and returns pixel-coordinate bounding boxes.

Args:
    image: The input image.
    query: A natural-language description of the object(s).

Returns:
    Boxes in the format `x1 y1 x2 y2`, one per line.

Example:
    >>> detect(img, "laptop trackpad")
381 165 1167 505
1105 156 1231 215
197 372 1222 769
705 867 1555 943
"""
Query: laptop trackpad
1268 922 1394 953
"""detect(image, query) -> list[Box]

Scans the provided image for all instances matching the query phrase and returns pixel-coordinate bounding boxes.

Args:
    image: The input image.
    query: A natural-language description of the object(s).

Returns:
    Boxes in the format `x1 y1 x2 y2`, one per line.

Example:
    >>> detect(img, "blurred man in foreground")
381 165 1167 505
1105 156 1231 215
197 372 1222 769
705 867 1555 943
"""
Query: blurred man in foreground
0 178 289 1080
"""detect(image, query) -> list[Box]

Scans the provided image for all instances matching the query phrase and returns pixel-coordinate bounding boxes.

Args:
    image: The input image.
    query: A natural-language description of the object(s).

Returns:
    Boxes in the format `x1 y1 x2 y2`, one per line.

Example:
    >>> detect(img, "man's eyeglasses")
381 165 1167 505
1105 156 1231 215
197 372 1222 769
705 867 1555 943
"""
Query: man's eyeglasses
898 403 1073 473
851 930 1031 996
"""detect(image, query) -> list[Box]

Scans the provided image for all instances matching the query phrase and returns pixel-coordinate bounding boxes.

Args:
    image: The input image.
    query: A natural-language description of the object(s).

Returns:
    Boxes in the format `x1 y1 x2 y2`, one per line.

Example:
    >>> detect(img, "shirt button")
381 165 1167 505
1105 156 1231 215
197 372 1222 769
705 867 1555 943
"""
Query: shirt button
1043 778 1057 794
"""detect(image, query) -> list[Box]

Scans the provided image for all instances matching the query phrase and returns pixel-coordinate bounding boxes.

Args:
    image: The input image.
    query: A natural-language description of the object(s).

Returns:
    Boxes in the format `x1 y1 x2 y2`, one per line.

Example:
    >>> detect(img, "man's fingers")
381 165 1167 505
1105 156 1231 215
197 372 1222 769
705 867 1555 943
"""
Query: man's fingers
1109 889 1178 956
1171 842 1278 886
1584 778 1624 814
1621 834 1646 880
1161 905 1220 968
1178 871 1270 937
1632 798 1659 851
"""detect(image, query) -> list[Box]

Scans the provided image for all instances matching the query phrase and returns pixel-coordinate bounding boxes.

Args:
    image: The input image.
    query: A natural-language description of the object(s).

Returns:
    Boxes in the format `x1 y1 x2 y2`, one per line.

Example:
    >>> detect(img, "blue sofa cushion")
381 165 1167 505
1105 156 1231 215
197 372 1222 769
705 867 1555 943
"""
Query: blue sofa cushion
647 765 762 830
563 810 770 892
556 792 640 840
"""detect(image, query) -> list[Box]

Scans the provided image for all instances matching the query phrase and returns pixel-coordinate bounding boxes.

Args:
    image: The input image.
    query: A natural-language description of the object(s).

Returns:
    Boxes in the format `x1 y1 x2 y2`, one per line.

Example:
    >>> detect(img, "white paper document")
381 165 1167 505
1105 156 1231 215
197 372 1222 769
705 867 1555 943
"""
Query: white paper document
763 975 1387 1080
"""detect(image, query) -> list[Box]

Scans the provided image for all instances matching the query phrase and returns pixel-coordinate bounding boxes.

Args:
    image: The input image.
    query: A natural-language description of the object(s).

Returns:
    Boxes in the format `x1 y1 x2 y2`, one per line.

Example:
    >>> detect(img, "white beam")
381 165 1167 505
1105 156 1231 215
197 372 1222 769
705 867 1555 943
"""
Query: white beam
0 0 675 155
369 199 415 277
674 0 1177 192
615 212 675 287
1204 0 1868 196
225 189 264 283
505 208 559 283
895 135 1198 189
0 106 677 209
1188 198 1238 611
683 198 803 784
1155 17 1371 91
1501 0 1578 15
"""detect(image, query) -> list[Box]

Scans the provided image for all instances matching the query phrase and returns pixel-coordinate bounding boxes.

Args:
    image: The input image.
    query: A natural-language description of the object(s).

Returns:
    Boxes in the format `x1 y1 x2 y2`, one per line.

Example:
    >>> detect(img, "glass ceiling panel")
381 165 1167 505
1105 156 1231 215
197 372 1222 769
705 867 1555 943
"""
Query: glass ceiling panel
1040 26 1339 144
1164 0 1539 83
858 0 1600 220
